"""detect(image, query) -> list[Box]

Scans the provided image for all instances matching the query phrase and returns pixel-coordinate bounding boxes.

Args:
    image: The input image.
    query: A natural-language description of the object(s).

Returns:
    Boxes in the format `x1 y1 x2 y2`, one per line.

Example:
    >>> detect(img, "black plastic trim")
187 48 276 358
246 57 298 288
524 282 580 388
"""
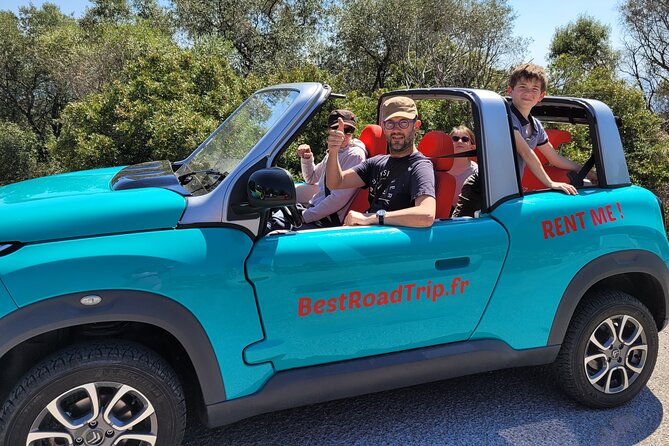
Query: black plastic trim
111 160 191 196
205 340 559 427
176 222 255 239
0 242 23 257
548 250 669 345
0 290 226 404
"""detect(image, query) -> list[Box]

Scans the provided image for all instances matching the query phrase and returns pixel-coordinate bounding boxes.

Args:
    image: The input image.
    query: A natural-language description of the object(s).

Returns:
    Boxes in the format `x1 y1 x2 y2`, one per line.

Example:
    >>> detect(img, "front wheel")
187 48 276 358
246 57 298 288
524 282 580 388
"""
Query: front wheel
554 289 659 408
0 341 186 446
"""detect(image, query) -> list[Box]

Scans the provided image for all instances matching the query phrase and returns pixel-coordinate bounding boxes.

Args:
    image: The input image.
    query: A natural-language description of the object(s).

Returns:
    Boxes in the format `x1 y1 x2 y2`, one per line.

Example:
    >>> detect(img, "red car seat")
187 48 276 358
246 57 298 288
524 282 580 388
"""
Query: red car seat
417 131 456 219
521 129 572 191
348 125 387 213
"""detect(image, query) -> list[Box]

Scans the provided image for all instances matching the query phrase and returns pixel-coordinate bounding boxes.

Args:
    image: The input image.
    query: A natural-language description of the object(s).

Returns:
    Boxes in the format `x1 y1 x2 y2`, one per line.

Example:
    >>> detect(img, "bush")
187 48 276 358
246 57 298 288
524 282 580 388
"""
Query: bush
50 40 245 172
0 121 39 185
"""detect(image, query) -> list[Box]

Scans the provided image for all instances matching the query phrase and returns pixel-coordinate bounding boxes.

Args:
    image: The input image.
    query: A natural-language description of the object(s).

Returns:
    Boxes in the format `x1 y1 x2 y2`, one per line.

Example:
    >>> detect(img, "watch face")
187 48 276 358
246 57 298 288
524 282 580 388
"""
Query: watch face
376 209 385 224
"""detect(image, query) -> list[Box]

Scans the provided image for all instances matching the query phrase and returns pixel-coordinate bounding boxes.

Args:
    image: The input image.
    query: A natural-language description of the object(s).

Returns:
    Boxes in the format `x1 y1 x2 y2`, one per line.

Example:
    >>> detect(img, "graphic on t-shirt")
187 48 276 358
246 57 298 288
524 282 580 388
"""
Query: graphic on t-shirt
371 169 394 206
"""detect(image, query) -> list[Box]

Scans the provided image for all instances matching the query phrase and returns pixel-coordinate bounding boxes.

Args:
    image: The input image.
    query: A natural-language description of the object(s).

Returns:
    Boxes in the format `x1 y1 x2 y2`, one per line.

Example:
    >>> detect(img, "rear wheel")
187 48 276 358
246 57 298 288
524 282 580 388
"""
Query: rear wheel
555 289 658 408
0 341 186 446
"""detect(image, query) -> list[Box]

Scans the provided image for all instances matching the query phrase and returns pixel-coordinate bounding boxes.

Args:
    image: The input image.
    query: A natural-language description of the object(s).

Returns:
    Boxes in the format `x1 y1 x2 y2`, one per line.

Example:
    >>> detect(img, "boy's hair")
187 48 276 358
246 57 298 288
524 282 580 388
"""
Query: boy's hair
509 63 548 92
450 125 476 146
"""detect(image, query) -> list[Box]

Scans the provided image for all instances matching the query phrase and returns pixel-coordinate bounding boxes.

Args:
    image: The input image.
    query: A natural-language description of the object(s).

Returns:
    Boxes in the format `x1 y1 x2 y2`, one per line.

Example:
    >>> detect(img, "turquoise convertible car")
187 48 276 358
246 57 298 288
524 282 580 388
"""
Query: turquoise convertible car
0 83 668 446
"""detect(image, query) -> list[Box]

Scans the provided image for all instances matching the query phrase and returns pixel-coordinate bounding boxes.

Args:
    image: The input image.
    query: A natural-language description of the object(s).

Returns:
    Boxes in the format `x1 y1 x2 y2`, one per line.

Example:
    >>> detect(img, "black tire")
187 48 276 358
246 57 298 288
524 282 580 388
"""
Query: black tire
554 289 659 408
0 341 186 446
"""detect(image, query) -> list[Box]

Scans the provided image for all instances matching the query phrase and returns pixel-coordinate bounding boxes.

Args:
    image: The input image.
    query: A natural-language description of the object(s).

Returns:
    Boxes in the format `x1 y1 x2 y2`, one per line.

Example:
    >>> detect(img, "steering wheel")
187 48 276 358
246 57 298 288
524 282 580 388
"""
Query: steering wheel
282 204 303 229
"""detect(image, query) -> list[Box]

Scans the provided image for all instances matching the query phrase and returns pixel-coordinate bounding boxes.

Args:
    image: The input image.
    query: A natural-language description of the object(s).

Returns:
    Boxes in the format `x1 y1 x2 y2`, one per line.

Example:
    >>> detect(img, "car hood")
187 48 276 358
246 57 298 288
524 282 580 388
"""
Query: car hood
0 167 187 243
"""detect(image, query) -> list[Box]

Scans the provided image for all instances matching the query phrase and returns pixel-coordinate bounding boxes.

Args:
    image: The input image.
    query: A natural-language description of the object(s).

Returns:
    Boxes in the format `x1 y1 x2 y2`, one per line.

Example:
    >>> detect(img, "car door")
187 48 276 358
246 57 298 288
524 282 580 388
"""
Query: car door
244 216 509 371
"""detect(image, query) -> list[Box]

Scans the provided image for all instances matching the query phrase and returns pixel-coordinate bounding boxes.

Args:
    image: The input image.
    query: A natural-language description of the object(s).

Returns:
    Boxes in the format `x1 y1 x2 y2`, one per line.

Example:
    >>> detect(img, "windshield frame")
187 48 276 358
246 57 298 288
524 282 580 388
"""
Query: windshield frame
177 82 332 231
176 87 302 196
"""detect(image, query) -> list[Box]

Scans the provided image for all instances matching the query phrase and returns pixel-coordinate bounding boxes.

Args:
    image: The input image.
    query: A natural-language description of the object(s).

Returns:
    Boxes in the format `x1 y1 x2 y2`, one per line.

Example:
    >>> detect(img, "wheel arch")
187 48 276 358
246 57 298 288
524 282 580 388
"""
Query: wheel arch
0 290 226 407
548 250 669 346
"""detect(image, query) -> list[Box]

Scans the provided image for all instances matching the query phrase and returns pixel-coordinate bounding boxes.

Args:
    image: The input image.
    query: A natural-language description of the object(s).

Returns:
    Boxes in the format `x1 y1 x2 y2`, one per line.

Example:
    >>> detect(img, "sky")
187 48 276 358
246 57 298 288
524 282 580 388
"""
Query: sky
3 0 626 67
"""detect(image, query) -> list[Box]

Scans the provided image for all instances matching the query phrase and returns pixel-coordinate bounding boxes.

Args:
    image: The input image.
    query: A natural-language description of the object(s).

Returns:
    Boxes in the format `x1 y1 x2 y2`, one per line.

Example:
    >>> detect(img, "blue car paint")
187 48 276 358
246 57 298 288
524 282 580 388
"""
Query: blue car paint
0 168 186 243
245 217 509 370
0 167 122 204
0 279 17 318
0 227 273 398
473 186 669 348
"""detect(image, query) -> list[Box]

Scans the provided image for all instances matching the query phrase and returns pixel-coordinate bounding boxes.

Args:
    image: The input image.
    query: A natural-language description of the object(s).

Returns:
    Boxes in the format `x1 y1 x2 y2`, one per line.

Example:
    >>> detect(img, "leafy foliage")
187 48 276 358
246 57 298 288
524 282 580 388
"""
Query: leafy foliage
0 6 74 156
333 0 525 94
549 16 618 71
51 40 244 171
0 121 40 185
172 0 328 73
620 0 669 128
0 0 666 210
547 16 669 200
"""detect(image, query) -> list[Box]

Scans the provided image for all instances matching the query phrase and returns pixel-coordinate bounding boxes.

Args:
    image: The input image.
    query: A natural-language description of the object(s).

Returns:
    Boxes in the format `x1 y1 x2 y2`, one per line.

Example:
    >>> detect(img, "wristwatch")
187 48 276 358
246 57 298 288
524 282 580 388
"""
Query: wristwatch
376 209 386 225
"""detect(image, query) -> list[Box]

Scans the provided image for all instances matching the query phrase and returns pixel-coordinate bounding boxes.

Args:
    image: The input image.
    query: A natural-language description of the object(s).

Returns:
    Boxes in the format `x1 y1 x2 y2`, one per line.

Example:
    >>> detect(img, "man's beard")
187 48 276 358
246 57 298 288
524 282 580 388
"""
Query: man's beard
387 130 414 153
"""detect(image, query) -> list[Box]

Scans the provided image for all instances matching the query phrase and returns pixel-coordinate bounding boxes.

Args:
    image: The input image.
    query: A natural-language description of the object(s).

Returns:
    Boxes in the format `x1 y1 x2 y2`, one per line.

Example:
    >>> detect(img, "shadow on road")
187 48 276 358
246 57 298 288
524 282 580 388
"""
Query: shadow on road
183 365 663 445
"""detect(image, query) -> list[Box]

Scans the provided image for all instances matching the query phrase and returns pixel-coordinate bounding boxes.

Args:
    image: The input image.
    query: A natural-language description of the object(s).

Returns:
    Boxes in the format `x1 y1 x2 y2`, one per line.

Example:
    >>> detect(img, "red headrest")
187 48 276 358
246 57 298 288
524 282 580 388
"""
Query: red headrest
546 129 572 148
417 131 454 171
359 124 387 157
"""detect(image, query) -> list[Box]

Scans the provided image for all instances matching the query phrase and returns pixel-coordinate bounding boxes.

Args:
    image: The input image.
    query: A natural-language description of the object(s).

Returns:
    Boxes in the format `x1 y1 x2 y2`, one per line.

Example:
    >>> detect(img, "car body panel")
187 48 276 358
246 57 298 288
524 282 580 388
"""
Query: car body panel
473 186 669 348
0 227 273 399
245 217 509 370
0 167 122 204
0 168 187 243
0 278 17 318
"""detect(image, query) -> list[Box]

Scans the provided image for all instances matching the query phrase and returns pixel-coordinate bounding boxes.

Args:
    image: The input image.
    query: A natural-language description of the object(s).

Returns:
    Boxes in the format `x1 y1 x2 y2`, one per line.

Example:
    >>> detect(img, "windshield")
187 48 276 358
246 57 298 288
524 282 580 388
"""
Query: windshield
176 88 300 195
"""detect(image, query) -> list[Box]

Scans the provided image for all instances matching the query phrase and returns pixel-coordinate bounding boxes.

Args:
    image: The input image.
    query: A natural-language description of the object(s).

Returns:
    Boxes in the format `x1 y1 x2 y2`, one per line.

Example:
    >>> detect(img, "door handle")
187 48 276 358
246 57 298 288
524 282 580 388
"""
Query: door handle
435 257 470 270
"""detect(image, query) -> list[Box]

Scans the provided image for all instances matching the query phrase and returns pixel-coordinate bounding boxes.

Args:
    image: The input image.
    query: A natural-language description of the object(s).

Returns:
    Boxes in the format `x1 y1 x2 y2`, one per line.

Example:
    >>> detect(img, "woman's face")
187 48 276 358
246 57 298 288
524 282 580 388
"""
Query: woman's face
451 131 473 154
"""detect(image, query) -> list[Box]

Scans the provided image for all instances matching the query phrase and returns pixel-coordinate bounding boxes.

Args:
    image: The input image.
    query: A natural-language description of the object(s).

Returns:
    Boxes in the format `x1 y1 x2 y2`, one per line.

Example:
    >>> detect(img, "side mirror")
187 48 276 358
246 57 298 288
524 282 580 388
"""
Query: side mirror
247 167 296 209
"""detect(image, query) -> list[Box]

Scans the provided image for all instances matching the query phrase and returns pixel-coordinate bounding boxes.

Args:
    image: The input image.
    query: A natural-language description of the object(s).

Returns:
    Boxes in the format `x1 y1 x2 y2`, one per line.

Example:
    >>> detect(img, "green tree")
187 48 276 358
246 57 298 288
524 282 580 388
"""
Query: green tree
547 16 618 91
0 121 39 185
620 0 669 126
547 18 669 197
37 21 174 101
560 67 669 192
0 5 75 157
333 0 525 94
51 40 249 171
549 16 618 70
81 0 173 34
171 0 328 73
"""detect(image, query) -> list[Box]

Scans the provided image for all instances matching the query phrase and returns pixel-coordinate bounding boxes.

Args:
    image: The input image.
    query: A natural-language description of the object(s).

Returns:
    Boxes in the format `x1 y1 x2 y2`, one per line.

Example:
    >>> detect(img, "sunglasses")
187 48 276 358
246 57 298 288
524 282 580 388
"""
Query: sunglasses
329 126 356 134
383 119 415 130
451 135 471 143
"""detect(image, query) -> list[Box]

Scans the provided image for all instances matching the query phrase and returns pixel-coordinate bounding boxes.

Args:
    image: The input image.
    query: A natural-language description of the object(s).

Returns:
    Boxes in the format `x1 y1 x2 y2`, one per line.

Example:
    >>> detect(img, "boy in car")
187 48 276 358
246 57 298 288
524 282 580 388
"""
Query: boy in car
454 63 592 217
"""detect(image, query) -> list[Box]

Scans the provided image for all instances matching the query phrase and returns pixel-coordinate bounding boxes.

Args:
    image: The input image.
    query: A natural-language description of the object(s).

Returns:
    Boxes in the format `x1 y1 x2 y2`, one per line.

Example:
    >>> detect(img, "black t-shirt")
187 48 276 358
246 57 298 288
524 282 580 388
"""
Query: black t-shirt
353 152 435 212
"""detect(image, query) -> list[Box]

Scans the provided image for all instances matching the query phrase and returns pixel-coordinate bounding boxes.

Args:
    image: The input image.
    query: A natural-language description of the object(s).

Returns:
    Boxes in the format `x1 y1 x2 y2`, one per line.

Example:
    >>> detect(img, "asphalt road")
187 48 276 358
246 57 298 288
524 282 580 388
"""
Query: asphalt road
183 329 669 445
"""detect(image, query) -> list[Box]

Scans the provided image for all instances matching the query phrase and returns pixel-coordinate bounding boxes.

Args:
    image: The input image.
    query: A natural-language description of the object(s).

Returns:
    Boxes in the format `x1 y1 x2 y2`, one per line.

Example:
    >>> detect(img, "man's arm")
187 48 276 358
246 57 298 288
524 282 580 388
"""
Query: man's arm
325 118 366 190
536 142 598 183
302 149 366 223
515 131 577 195
537 142 581 170
343 195 436 228
299 144 319 184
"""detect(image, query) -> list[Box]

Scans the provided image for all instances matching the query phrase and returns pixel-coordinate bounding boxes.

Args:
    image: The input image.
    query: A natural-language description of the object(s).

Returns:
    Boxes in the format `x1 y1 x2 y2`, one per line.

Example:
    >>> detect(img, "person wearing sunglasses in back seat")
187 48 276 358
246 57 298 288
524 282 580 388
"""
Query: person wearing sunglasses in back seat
449 126 478 212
